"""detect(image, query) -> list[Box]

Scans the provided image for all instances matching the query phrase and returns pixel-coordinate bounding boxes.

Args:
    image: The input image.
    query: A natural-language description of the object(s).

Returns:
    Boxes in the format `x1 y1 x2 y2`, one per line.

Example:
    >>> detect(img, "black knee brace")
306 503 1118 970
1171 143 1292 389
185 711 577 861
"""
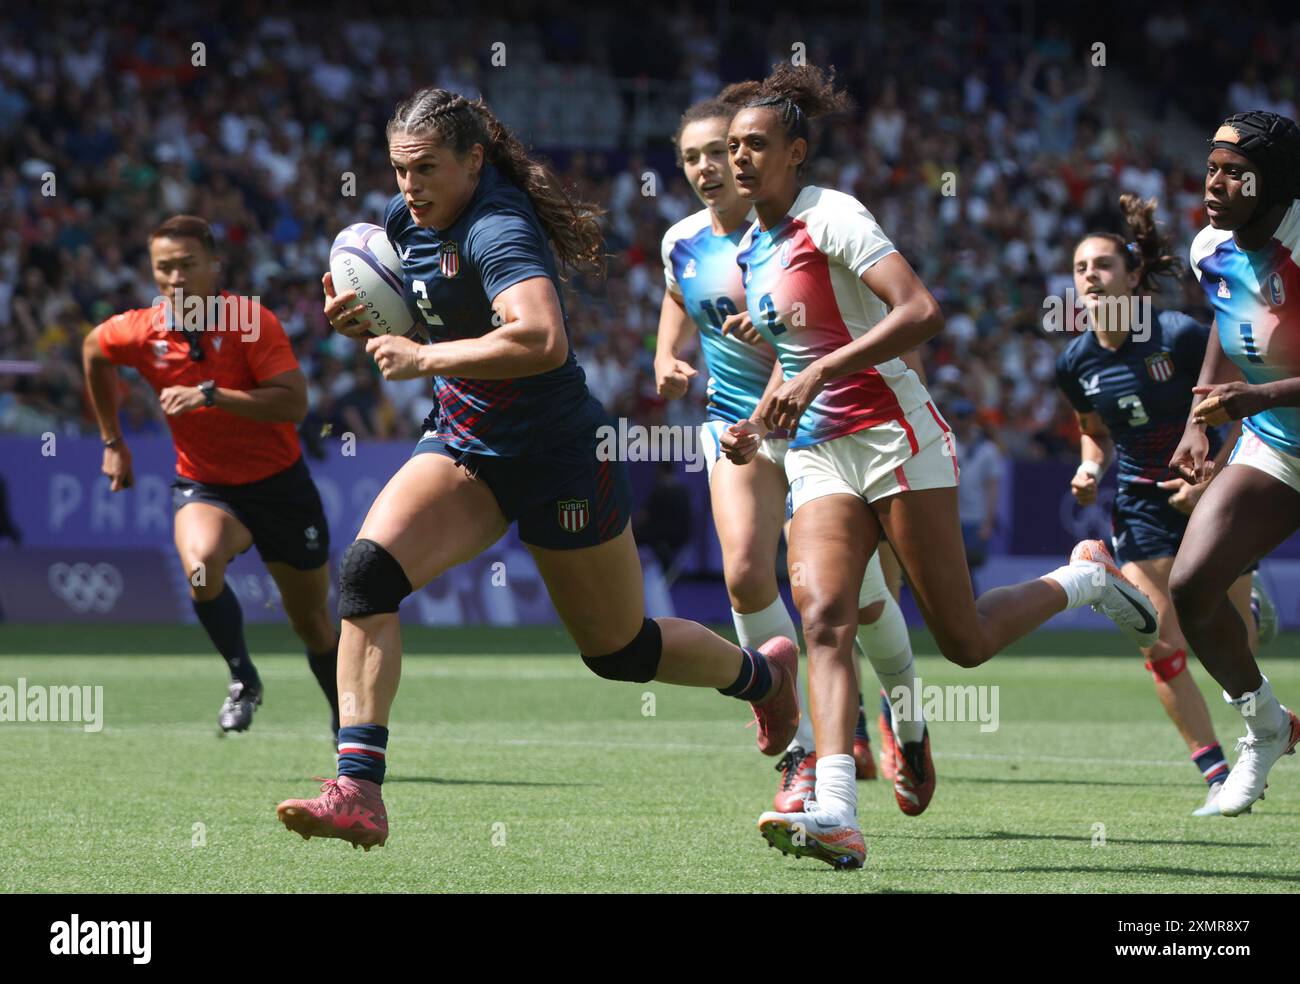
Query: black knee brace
337 539 412 619
582 618 663 683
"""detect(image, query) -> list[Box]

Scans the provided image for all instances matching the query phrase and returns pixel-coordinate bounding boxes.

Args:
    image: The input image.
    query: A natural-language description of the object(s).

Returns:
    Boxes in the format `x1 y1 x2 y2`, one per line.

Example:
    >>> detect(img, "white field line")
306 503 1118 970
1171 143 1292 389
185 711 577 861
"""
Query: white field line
12 721 1194 769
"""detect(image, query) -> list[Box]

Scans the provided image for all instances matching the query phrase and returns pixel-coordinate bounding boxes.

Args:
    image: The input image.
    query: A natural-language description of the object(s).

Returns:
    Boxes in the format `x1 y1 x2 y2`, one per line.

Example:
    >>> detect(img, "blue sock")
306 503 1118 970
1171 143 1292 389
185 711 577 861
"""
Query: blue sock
855 692 868 740
306 644 340 736
193 584 258 688
338 725 389 785
1193 742 1230 786
718 647 774 701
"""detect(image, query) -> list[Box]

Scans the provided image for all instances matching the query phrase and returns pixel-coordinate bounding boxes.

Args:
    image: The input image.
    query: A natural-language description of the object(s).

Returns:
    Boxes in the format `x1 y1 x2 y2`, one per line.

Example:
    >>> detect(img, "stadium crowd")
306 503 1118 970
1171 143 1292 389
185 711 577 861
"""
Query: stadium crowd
1 1 1293 465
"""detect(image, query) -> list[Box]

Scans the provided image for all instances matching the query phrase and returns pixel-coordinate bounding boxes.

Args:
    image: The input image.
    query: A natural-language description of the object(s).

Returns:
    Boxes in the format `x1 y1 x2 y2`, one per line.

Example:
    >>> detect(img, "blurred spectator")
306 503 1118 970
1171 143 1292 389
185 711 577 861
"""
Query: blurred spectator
951 401 1004 571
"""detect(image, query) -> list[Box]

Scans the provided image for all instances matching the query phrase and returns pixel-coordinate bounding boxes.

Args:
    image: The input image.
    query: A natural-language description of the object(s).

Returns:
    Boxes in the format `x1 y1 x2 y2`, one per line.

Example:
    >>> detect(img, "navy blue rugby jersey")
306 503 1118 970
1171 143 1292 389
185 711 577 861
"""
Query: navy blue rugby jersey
383 161 598 456
1055 309 1222 486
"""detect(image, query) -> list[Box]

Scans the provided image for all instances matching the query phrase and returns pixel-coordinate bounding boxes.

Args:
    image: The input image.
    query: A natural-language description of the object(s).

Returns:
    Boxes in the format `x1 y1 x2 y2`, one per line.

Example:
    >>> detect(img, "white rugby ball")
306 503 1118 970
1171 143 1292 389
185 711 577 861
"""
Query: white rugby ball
329 223 416 336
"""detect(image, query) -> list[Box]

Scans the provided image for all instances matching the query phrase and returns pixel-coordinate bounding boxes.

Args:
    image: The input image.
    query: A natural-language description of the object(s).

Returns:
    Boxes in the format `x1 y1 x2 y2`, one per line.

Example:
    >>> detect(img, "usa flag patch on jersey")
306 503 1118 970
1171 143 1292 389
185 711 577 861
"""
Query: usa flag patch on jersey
1146 351 1175 382
557 498 590 533
440 242 460 278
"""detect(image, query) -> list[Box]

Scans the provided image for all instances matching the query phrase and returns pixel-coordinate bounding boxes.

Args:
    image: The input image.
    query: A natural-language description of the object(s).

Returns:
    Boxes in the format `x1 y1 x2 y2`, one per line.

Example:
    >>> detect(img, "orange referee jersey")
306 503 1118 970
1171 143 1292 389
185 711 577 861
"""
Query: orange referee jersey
96 292 303 485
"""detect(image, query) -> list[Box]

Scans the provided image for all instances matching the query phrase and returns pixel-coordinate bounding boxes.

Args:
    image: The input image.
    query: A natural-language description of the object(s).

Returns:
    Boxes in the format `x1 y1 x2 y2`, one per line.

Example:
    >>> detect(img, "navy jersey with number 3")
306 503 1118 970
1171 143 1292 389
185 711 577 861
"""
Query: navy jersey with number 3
383 162 597 456
1055 310 1220 486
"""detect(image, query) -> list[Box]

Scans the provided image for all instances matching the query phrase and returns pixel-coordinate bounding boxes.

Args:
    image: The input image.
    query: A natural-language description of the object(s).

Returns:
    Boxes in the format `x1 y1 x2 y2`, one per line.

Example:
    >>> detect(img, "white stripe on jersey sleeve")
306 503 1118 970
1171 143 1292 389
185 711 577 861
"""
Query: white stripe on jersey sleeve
1189 222 1233 282
1275 199 1300 266
795 186 897 277
660 208 713 297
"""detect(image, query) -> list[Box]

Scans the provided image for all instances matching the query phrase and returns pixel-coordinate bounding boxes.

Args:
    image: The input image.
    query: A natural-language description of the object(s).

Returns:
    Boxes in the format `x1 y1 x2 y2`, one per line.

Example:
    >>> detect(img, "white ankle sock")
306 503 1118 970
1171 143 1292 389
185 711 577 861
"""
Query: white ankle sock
857 595 925 744
1227 675 1288 738
792 685 816 752
812 753 857 823
1042 562 1102 609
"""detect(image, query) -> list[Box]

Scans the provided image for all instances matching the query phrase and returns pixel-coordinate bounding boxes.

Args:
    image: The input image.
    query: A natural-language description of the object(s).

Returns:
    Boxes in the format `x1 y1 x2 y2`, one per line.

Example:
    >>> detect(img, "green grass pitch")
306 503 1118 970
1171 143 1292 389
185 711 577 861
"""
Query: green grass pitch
3 624 1299 893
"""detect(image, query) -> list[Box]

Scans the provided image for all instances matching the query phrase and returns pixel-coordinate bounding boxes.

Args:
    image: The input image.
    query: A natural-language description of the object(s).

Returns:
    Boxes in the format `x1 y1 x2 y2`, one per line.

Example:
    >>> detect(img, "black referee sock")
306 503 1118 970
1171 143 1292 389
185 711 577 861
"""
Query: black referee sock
306 643 340 735
193 583 259 689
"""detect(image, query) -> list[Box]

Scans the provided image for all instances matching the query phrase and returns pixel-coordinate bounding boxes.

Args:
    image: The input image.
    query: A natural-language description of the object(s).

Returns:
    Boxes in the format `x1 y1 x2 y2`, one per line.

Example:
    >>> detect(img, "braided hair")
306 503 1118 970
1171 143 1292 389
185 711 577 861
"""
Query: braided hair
1210 110 1300 213
733 64 854 175
1076 194 1182 292
387 88 605 272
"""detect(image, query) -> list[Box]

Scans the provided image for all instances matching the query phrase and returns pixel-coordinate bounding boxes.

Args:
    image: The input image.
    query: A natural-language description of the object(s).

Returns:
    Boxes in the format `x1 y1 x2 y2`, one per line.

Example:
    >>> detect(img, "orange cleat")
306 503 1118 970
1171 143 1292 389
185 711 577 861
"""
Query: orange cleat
853 736 876 780
774 747 817 812
747 637 800 756
277 776 388 850
878 690 898 783
892 726 935 817
759 806 866 870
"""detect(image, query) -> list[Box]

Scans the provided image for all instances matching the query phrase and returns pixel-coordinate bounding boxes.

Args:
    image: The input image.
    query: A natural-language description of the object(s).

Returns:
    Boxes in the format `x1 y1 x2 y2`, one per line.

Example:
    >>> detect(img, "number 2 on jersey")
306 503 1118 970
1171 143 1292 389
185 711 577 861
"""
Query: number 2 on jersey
758 293 787 336
411 280 438 327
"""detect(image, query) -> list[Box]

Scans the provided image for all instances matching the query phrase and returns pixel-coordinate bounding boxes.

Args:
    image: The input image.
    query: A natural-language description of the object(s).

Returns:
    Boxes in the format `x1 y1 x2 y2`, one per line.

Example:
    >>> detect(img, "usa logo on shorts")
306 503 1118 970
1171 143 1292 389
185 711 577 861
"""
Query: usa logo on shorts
557 498 590 533
1145 351 1175 382
440 242 460 279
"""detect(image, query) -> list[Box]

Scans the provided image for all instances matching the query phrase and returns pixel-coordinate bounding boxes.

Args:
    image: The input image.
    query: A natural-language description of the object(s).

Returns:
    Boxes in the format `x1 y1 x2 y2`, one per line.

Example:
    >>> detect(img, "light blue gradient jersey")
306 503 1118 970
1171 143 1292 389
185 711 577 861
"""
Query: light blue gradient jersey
661 208 776 425
1191 201 1300 457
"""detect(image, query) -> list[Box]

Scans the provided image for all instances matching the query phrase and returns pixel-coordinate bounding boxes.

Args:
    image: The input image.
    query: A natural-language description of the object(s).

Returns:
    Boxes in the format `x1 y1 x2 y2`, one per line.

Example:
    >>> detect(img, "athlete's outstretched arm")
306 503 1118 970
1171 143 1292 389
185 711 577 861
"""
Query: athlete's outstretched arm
367 276 567 381
654 289 698 399
82 325 132 492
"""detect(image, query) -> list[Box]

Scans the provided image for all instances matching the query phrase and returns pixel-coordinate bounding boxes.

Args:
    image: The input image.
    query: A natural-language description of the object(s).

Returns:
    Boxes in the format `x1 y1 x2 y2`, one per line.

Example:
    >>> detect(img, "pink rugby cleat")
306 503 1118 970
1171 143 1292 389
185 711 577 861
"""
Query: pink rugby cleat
747 637 800 755
276 776 389 851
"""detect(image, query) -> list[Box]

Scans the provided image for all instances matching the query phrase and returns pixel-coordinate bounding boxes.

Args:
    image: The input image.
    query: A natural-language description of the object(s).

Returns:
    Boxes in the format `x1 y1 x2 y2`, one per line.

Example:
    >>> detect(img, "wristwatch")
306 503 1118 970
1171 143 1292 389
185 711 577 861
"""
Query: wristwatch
200 380 216 407
103 437 123 449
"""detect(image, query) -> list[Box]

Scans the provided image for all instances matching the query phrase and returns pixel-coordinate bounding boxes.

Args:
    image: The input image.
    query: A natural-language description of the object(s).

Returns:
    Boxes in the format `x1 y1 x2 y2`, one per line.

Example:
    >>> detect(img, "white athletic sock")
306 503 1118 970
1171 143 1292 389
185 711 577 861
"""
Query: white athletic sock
732 599 810 752
812 753 857 824
1042 562 1102 609
1227 675 1288 739
792 684 816 753
857 595 925 744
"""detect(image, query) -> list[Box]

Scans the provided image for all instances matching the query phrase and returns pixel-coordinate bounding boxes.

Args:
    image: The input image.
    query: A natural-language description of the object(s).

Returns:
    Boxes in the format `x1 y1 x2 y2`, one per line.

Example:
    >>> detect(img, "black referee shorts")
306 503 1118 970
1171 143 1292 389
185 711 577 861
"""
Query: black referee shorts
172 455 330 570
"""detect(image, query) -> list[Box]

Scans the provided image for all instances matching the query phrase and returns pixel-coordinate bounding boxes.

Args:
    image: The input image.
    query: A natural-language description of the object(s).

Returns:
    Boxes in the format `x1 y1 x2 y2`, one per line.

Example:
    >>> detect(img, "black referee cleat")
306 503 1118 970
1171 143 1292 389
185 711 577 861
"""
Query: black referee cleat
218 680 262 733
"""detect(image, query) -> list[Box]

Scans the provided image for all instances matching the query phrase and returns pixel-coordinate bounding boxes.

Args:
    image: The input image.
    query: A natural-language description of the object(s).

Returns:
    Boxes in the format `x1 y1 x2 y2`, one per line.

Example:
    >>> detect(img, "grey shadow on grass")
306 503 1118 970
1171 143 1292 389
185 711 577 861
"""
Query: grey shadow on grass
982 864 1300 885
384 776 591 788
945 776 1185 789
874 830 1271 849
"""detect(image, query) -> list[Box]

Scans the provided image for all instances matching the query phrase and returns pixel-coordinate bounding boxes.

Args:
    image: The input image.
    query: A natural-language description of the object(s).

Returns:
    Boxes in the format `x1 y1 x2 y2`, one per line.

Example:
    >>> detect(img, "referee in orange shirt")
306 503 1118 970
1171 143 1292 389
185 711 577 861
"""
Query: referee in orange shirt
83 215 340 736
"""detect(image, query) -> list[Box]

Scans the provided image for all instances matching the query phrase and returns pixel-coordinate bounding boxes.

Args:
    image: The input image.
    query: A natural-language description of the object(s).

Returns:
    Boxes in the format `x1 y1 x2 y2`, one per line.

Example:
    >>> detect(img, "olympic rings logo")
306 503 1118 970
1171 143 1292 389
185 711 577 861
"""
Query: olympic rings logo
47 562 124 614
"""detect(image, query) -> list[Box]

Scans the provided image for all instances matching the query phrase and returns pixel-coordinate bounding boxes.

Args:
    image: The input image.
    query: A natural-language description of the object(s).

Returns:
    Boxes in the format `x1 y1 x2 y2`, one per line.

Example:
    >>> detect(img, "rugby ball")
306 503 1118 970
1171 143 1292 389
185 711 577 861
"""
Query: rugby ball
329 223 416 336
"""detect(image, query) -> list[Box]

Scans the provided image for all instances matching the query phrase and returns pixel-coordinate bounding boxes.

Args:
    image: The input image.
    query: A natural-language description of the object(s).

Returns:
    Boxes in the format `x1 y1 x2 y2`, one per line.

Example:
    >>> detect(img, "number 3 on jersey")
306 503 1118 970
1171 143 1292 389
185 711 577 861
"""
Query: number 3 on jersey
1116 393 1149 427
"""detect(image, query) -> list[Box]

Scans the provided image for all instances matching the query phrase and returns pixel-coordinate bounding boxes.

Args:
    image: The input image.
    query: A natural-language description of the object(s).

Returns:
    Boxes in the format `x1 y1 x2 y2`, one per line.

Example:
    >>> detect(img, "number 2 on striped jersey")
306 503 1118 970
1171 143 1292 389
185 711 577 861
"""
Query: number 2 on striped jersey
1239 322 1265 363
758 293 787 336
